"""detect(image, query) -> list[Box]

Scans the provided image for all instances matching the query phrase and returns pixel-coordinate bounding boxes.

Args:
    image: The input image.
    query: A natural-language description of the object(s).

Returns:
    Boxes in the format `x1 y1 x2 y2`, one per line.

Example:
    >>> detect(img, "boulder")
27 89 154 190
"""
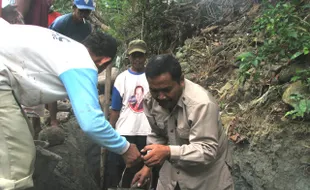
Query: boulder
57 100 71 112
57 112 71 123
282 81 309 108
278 64 309 84
38 127 66 147
31 118 100 190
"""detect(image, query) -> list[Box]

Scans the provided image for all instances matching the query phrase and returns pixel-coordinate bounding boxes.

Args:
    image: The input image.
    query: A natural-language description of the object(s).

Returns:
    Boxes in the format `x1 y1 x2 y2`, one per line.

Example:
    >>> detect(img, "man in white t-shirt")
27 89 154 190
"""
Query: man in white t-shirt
105 40 151 188
0 18 141 190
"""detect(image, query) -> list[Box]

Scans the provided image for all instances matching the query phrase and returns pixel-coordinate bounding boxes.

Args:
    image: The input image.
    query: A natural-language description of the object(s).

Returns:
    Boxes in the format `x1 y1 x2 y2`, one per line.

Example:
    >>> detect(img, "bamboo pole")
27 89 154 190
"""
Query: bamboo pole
100 63 112 189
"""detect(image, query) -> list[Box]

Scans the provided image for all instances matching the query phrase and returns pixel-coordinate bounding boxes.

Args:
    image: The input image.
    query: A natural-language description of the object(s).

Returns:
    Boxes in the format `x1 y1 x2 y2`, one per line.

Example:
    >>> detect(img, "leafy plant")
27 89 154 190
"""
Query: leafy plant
285 93 310 119
236 52 262 83
237 2 310 80
291 69 310 87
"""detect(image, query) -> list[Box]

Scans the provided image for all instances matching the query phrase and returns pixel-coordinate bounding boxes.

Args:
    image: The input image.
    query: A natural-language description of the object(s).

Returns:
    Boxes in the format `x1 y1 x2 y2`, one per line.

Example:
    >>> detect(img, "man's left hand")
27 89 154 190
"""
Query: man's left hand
141 144 170 167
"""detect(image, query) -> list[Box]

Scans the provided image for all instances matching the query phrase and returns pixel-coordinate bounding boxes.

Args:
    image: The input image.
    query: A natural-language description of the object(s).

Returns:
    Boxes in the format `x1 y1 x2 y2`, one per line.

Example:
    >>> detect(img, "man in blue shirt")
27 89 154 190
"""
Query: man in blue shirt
49 0 94 42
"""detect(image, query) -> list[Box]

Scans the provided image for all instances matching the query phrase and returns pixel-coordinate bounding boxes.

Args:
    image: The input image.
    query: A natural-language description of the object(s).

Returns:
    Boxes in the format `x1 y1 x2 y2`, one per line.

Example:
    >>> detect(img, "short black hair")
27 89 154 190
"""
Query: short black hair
145 54 182 83
83 31 117 60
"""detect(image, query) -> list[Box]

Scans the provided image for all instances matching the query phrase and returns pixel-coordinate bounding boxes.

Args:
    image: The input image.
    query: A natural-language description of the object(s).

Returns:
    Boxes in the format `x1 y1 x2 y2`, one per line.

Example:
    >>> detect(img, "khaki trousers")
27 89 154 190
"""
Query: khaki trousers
0 90 35 190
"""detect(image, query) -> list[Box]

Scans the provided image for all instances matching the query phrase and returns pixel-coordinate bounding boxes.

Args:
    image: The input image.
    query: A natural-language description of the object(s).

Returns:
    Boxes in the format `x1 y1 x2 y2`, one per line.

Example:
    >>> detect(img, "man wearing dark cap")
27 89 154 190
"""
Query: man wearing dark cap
105 39 152 188
49 0 94 42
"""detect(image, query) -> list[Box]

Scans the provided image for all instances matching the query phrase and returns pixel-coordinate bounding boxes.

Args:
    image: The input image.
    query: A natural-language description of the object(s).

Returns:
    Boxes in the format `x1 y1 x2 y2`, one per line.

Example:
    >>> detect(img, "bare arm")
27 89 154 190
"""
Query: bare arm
109 109 120 128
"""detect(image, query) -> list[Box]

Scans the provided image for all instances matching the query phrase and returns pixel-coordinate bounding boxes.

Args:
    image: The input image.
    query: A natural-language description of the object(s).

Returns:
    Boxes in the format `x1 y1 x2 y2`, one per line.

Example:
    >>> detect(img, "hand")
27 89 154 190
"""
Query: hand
131 165 151 188
122 143 142 167
141 144 170 167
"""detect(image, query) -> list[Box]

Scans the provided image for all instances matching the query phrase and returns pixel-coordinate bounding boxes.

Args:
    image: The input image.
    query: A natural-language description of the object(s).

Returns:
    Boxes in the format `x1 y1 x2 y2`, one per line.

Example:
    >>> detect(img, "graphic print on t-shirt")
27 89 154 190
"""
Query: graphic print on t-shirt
128 85 144 113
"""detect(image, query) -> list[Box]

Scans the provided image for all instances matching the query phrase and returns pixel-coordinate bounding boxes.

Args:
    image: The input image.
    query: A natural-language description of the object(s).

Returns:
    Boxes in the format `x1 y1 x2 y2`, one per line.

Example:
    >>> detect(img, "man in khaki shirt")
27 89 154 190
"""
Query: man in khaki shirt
132 54 234 190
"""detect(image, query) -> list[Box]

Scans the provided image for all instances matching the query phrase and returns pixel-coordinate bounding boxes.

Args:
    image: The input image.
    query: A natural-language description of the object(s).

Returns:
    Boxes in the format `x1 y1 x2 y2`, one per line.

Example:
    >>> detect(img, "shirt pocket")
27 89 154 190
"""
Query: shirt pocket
155 120 168 137
176 120 191 140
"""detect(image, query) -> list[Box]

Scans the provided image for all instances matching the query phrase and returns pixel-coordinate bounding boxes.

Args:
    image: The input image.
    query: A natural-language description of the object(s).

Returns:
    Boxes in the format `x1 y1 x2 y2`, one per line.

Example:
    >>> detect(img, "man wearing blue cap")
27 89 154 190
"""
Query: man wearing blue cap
1 0 24 24
49 0 94 42
48 0 95 129
0 15 141 190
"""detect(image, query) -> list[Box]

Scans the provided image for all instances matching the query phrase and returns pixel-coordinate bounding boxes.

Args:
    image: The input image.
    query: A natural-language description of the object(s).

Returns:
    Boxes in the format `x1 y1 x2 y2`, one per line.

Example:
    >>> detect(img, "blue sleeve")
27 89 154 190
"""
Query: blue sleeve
111 86 122 111
49 16 65 34
59 68 129 154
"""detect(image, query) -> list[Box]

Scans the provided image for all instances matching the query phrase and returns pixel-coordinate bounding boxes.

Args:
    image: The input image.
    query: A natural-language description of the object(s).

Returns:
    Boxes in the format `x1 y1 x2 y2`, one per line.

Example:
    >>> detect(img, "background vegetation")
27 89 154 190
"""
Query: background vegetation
53 0 310 119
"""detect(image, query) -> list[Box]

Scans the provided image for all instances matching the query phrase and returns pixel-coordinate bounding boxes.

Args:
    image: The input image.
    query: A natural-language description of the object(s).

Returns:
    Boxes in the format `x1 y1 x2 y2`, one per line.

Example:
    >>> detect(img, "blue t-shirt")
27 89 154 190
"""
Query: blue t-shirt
49 13 92 42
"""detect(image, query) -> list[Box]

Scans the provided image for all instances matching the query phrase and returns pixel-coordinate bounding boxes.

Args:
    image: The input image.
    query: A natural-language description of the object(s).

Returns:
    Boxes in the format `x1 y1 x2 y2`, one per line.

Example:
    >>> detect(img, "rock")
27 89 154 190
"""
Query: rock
278 64 308 84
38 127 66 147
282 81 309 108
57 100 71 112
42 109 50 125
57 112 71 122
31 118 100 190
232 118 310 190
36 146 62 161
34 140 49 148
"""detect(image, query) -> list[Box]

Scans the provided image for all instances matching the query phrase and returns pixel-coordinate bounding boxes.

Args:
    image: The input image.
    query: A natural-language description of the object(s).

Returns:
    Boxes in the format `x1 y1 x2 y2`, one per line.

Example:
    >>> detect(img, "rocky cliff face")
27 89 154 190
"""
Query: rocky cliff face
230 108 310 190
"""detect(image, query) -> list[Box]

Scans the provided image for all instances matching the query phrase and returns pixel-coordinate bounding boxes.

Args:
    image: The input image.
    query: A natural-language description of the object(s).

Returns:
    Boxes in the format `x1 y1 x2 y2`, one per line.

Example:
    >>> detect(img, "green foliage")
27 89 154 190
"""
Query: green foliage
236 52 262 82
53 0 196 54
53 0 72 14
236 2 310 119
291 69 310 87
97 0 141 40
237 2 310 81
285 93 310 119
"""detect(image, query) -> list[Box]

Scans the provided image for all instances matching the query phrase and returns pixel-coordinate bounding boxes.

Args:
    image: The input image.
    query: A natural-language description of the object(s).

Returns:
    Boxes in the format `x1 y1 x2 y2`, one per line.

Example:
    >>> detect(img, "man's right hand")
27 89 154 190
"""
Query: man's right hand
122 143 141 167
131 165 151 187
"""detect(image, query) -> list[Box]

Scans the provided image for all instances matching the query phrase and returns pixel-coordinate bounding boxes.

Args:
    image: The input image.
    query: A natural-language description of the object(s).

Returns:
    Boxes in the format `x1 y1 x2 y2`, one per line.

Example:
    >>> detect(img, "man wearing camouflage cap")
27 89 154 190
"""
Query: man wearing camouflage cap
105 39 152 188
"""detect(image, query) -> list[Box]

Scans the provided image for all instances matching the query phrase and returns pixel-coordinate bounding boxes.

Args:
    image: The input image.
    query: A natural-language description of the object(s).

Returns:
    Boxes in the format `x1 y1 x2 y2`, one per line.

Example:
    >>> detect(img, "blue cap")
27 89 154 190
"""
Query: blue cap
74 0 95 11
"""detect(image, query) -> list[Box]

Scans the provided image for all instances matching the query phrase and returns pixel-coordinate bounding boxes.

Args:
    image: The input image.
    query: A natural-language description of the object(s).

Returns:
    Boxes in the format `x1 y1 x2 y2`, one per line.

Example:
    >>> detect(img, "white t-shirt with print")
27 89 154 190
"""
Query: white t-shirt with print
111 69 151 136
